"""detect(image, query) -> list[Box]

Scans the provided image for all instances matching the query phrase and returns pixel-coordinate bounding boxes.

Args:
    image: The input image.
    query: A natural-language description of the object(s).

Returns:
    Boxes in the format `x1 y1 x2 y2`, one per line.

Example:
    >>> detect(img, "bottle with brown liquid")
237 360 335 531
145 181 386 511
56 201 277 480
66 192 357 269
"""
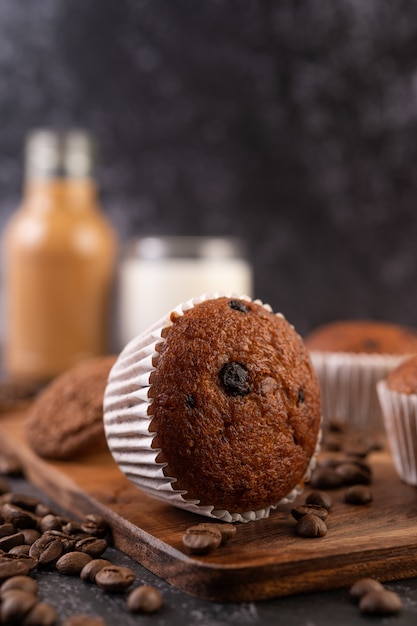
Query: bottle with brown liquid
2 129 118 383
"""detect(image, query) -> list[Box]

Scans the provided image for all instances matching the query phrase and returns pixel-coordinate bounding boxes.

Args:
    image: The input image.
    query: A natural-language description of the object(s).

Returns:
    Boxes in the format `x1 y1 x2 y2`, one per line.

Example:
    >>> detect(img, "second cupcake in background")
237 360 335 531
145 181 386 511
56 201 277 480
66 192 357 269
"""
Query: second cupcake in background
377 355 417 486
304 320 417 432
104 293 322 523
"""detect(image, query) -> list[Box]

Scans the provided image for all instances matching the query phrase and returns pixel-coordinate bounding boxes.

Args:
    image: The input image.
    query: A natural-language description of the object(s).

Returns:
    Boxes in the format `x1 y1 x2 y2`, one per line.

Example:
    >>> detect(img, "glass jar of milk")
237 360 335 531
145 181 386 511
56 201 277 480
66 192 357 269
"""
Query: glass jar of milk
117 236 253 348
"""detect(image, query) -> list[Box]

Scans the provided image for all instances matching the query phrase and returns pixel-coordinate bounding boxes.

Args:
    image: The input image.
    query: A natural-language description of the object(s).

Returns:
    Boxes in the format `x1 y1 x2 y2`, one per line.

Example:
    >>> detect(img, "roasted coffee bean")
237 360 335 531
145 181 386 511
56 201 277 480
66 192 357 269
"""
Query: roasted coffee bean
359 589 402 616
291 504 329 522
6 494 41 512
0 478 9 495
127 585 163 613
0 556 32 581
295 514 328 538
80 515 110 539
22 601 57 626
0 452 22 475
95 565 135 593
75 536 108 558
22 528 41 545
44 530 77 552
335 462 371 486
39 514 62 533
80 558 112 583
8 544 31 557
62 521 84 535
220 362 250 396
1 503 37 529
35 502 53 518
0 522 16 537
192 522 237 544
1 574 39 595
350 577 385 601
29 535 63 567
309 466 344 490
182 526 222 554
55 551 93 576
0 588 38 623
0 531 24 551
344 485 373 505
305 491 333 511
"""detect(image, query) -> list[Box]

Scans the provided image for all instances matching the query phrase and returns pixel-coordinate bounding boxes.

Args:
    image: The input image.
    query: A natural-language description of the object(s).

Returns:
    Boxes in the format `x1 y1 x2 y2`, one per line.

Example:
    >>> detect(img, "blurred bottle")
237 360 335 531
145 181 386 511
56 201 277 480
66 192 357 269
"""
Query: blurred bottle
2 129 118 383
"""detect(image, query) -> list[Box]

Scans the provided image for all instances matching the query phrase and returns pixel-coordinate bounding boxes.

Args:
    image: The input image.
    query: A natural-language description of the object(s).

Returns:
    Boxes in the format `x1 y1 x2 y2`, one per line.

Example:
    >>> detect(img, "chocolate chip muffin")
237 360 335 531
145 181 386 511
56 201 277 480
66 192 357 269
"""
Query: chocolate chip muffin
26 356 116 460
304 320 417 354
104 294 321 522
385 355 417 394
378 355 417 485
304 320 417 432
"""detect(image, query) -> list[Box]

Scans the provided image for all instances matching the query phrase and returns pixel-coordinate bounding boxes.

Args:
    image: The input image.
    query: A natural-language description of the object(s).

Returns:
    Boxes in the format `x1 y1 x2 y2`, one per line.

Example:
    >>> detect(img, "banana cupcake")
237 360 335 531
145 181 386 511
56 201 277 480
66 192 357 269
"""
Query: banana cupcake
304 320 417 431
104 293 322 523
377 355 417 485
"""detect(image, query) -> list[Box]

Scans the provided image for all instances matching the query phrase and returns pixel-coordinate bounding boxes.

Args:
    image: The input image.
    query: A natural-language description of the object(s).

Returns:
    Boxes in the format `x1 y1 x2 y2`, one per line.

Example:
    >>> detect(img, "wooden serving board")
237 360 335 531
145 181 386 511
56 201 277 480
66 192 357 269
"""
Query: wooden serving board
1 410 417 602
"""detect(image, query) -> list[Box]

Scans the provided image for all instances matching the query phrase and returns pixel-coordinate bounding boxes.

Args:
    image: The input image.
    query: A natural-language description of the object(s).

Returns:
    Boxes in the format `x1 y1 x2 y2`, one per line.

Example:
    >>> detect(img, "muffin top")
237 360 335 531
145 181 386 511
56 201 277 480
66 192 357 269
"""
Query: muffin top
304 320 417 355
148 296 321 513
385 355 417 394
26 355 116 459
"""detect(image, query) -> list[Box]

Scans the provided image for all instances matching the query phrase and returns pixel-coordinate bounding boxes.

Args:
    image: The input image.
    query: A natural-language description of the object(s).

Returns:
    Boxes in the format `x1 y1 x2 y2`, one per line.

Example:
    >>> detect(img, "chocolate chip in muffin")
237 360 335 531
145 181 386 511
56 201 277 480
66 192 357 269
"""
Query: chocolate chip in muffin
229 299 250 313
220 362 251 397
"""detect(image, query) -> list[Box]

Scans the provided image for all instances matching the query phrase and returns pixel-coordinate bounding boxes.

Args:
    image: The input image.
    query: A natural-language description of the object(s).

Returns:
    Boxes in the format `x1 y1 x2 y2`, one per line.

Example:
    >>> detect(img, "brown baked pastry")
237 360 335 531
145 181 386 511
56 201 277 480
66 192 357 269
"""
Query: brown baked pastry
26 355 116 460
304 320 417 354
385 354 417 394
104 294 321 521
304 319 417 432
378 355 417 485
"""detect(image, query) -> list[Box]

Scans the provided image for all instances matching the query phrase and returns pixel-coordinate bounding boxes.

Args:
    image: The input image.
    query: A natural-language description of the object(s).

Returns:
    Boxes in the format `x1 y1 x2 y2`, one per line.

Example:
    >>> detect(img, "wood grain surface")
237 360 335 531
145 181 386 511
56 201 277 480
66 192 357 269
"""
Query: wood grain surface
1 409 417 602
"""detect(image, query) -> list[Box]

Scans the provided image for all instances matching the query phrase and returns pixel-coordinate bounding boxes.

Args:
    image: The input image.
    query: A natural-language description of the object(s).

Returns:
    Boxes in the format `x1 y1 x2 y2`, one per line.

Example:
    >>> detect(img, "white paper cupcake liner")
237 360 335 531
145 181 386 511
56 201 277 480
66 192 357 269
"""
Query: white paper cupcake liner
310 351 407 432
377 380 417 486
104 292 321 523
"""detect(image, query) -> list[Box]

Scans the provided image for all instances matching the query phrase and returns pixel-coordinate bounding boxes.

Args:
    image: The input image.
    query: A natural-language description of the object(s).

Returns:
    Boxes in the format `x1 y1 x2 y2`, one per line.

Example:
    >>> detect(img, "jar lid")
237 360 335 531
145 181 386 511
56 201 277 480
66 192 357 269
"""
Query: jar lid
25 129 96 179
124 236 248 260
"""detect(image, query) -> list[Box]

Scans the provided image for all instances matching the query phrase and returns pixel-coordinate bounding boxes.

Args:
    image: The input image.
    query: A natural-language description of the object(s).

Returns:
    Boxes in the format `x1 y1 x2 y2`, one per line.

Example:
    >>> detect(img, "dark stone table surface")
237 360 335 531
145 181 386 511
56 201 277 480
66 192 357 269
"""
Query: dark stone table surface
3 474 417 626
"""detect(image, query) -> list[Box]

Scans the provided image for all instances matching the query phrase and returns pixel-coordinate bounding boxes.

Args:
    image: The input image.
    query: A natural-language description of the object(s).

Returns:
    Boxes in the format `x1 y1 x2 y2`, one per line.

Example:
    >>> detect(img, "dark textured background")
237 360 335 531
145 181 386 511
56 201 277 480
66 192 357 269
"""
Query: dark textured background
1 0 417 337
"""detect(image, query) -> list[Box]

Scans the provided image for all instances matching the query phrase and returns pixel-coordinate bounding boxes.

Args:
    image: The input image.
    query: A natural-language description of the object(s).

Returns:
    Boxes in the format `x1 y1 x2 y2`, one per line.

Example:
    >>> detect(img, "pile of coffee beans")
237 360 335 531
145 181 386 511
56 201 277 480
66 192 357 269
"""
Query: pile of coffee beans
350 577 402 616
291 491 332 538
0 480 163 624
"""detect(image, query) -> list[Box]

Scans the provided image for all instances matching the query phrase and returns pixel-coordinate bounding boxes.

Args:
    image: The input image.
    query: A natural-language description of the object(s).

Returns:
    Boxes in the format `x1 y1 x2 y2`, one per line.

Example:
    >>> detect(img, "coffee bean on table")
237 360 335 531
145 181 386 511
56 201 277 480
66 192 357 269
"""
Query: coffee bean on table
295 514 328 538
182 526 223 554
0 574 39 594
95 565 135 593
344 485 373 505
291 504 329 522
192 522 237 544
75 536 108 558
55 552 93 576
29 535 63 567
0 588 38 623
0 531 24 552
305 491 333 511
349 577 385 601
80 559 112 583
0 556 33 581
22 601 57 626
335 462 371 486
127 585 163 613
309 466 344 490
359 589 402 616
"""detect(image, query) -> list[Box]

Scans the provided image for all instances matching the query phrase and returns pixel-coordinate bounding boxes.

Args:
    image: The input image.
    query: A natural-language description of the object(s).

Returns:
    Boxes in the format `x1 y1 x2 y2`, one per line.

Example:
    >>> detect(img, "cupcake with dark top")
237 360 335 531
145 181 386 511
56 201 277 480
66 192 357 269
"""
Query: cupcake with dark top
377 355 417 485
304 320 417 432
104 293 321 522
